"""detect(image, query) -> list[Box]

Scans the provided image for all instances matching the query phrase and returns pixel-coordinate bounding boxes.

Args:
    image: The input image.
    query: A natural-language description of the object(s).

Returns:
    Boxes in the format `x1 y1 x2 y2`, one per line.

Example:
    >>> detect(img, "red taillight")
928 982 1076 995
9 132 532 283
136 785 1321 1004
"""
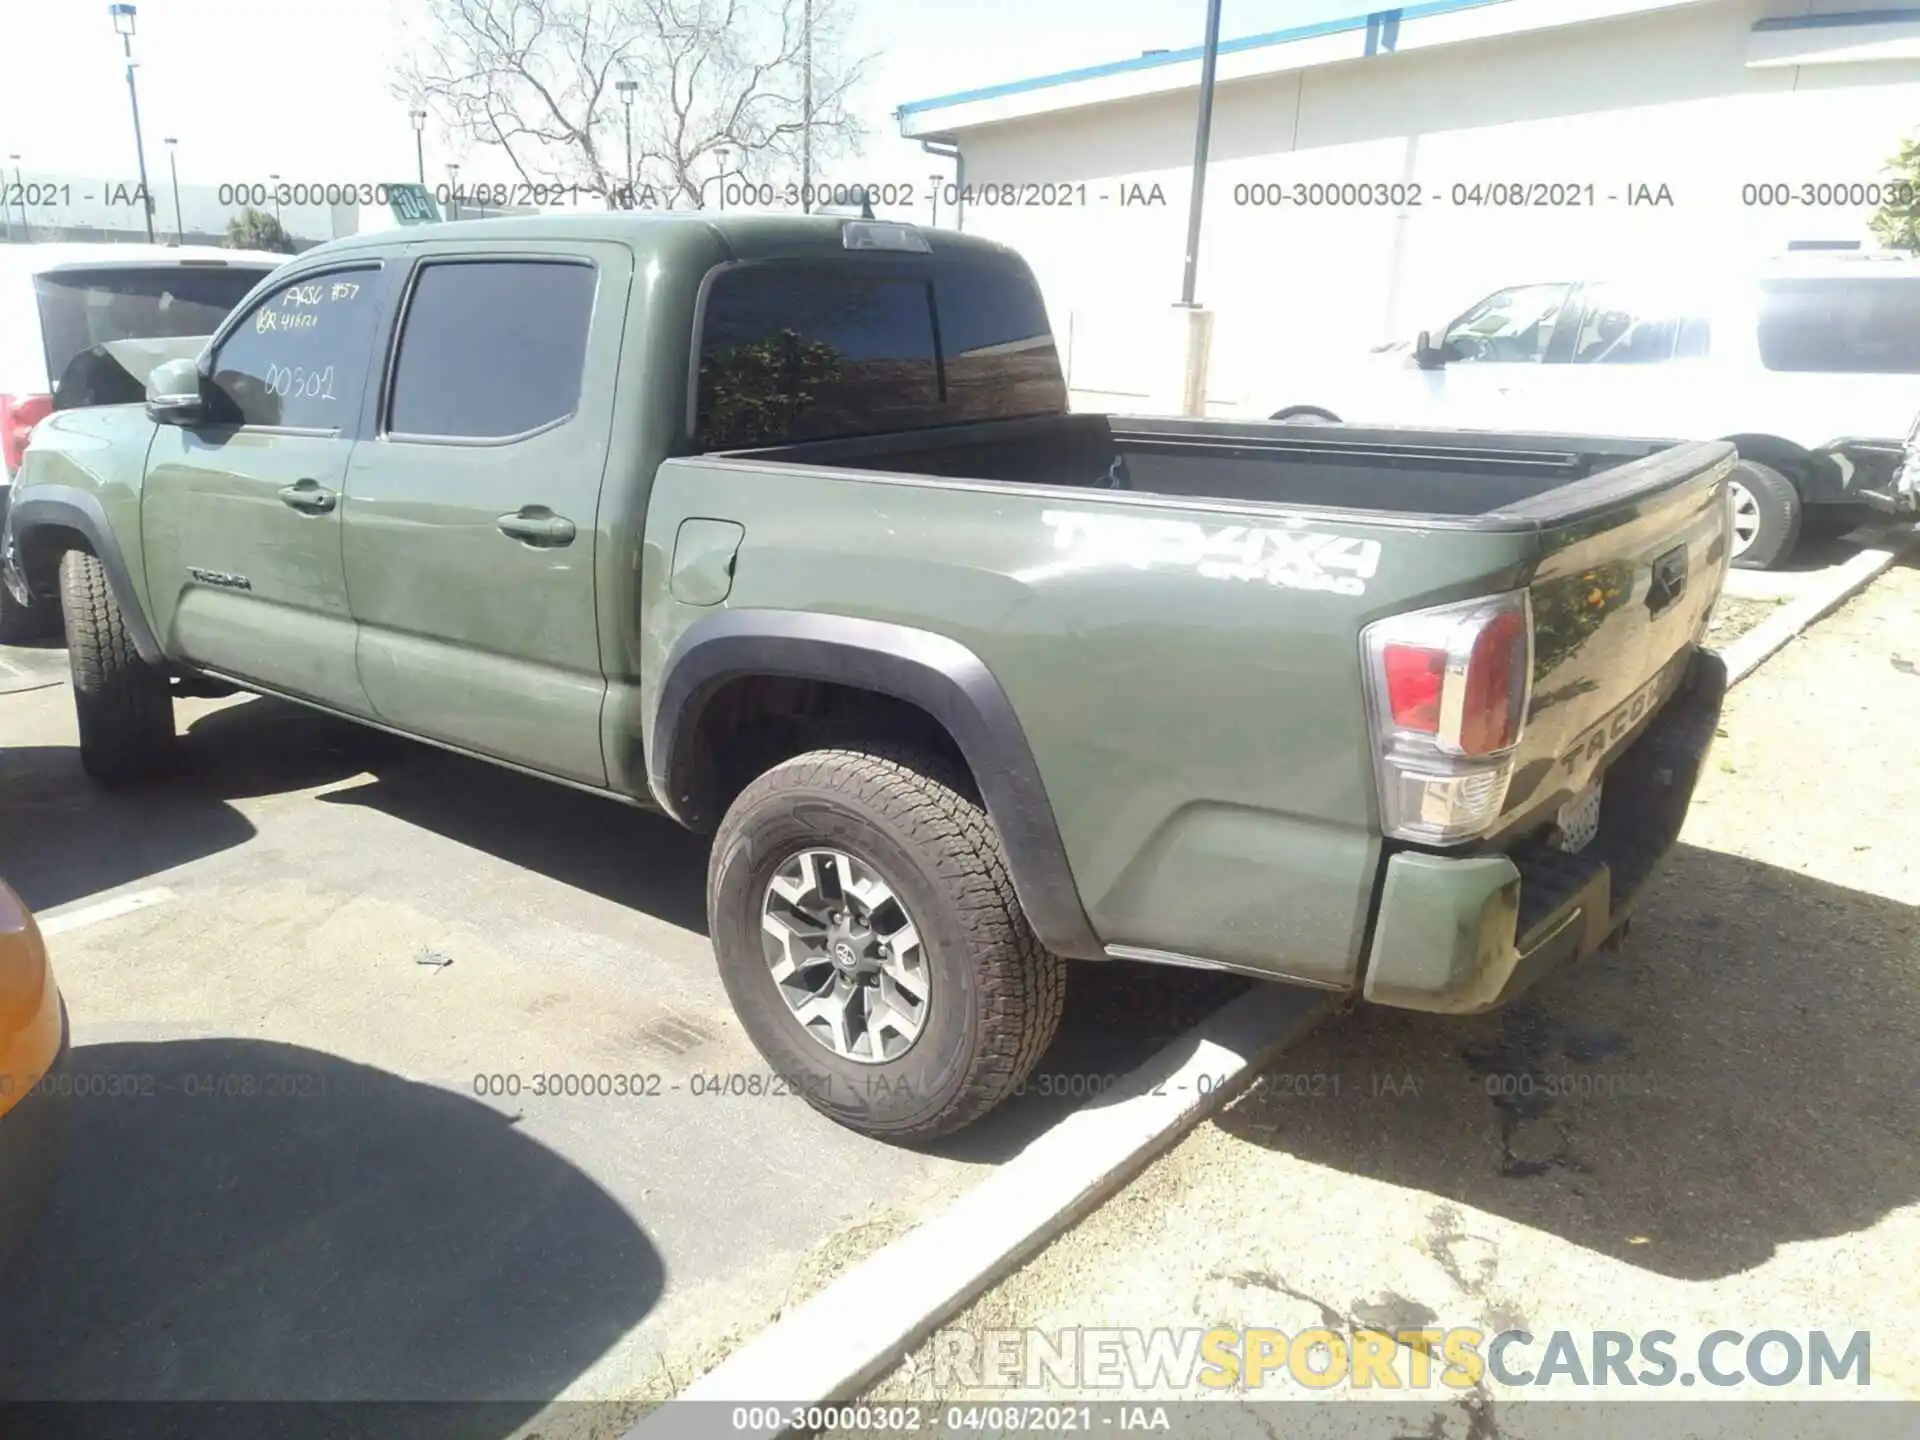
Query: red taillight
1362 591 1534 844
1382 644 1446 733
1458 607 1529 755
1 393 53 475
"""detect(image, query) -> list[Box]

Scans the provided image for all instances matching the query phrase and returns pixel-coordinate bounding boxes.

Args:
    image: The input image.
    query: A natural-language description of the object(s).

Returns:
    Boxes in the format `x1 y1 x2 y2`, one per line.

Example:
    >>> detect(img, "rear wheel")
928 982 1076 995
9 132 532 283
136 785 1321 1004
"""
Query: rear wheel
707 745 1065 1142
1727 460 1801 571
59 549 176 785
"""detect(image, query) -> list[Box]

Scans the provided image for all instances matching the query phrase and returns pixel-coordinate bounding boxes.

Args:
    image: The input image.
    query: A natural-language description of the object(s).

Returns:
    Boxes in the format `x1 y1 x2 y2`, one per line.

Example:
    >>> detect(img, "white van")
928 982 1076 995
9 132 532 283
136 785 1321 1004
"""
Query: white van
1258 254 1920 568
0 243 284 638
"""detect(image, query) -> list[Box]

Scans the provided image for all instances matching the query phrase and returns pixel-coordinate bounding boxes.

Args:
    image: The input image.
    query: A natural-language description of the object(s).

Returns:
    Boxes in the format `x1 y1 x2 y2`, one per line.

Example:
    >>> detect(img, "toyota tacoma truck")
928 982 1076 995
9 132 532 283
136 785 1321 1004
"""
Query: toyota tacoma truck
1 214 1732 1141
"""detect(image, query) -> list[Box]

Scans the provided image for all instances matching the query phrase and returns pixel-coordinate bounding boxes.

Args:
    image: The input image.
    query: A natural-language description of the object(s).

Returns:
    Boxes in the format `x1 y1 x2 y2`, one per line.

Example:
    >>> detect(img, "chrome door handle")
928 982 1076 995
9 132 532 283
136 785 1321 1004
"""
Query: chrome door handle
278 480 337 513
496 507 576 547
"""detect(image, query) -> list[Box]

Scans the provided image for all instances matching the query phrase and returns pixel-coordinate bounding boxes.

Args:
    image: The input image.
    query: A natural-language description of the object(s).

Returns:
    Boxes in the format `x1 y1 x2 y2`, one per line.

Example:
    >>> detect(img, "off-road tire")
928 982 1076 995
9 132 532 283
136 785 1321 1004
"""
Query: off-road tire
1728 459 1802 571
59 549 175 785
708 745 1066 1143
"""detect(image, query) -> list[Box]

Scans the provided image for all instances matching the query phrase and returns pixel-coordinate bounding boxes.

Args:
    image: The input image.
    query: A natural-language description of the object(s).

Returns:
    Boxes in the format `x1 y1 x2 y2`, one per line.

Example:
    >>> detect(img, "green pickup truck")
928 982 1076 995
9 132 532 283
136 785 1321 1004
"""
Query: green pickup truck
2 214 1732 1140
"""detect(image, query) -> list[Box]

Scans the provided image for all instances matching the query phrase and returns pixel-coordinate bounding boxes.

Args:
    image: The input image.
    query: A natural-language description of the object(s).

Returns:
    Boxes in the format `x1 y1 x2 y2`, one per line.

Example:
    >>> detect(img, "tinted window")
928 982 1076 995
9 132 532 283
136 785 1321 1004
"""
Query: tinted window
387 261 596 439
935 265 1066 422
1675 317 1711 359
1441 283 1572 364
1570 285 1679 365
694 259 1064 449
34 265 271 395
209 266 385 429
697 268 938 449
1758 277 1920 374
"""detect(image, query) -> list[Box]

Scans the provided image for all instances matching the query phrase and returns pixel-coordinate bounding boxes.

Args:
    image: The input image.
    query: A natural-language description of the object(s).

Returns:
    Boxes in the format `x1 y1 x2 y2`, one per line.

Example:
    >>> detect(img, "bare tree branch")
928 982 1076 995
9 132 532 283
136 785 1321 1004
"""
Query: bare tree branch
395 0 872 210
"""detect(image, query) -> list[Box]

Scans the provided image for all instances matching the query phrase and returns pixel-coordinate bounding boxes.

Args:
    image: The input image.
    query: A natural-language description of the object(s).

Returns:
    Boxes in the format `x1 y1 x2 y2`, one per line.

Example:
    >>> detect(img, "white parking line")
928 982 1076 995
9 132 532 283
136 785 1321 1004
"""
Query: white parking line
39 887 178 937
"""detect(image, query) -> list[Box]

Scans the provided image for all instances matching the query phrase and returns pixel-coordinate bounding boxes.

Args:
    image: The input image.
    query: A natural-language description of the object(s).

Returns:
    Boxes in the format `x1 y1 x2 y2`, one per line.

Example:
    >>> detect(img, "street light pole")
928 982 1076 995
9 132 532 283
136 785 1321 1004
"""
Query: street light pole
109 4 156 242
1178 0 1225 306
165 137 182 244
616 78 637 209
269 172 282 225
800 0 813 213
411 110 427 185
446 163 460 221
8 156 25 239
709 144 734 211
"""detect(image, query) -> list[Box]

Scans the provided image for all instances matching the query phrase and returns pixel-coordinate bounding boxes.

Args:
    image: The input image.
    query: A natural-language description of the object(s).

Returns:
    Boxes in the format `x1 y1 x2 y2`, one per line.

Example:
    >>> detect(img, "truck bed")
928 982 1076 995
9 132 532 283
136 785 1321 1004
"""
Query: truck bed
726 411 1716 525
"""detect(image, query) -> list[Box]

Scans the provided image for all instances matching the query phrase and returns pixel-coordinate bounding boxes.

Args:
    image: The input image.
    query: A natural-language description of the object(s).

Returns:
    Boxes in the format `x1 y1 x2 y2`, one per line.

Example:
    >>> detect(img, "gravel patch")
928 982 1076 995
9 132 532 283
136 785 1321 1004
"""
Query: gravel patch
1704 593 1781 648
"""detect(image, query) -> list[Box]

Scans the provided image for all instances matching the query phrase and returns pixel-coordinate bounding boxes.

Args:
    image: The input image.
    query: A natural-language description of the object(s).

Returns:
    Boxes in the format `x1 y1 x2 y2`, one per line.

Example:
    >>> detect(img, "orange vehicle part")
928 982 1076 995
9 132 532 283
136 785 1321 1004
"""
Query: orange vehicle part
0 879 61 1121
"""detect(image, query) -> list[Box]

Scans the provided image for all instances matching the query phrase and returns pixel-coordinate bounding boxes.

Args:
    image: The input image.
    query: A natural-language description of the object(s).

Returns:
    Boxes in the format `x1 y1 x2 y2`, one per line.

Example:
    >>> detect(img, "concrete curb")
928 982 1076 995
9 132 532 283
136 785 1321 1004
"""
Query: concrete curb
623 983 1330 1439
1718 528 1920 687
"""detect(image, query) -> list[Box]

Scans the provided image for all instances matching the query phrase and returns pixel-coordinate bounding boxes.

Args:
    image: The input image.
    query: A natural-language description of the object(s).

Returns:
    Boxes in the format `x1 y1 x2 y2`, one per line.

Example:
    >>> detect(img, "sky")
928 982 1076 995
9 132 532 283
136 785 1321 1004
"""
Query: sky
0 1 1380 196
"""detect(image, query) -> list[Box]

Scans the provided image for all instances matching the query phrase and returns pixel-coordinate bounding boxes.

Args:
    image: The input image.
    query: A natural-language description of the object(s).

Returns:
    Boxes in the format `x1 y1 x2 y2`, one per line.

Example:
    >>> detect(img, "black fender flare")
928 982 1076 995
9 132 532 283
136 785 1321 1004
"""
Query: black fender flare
7 487 165 666
651 609 1105 961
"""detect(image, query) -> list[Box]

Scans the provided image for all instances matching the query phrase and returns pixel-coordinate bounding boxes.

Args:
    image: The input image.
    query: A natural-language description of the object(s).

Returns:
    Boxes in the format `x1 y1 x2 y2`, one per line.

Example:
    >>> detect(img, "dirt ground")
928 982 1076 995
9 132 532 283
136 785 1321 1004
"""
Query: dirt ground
1703 592 1780 647
855 560 1920 1428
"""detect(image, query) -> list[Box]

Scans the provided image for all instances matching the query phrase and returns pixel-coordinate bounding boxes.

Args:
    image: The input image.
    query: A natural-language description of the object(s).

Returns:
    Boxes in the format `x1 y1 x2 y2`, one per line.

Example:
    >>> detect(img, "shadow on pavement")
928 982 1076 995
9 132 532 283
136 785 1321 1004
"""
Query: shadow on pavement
931 961 1253 1163
0 745 258 914
1215 843 1920 1282
0 1037 661 1431
185 697 711 936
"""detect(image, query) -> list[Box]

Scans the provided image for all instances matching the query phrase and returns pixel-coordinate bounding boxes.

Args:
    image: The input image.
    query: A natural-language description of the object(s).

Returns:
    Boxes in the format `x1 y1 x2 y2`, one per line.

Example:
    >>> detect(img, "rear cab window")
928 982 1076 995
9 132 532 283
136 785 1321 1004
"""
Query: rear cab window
693 256 1065 450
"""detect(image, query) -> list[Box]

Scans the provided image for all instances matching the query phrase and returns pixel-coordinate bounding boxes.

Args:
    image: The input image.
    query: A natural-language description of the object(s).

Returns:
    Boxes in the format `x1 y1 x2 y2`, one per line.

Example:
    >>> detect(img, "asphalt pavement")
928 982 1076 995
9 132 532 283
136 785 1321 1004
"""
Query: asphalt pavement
0 652 1243 1421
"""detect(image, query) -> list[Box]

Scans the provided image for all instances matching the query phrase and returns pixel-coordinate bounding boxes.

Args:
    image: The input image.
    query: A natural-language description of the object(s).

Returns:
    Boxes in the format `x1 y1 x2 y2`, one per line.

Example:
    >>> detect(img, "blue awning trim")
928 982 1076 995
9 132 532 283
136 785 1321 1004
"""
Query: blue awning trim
896 0 1511 118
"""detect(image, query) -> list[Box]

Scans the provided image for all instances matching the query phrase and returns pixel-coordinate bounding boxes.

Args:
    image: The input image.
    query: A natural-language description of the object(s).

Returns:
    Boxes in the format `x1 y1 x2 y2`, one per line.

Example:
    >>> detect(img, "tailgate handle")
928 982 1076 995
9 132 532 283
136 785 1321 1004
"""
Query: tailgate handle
1647 545 1687 615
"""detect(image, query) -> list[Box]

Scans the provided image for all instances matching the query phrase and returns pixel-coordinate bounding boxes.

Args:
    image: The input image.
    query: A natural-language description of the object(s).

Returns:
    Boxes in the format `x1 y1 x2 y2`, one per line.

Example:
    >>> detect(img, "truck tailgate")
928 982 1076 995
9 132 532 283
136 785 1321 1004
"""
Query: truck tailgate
1492 440 1736 841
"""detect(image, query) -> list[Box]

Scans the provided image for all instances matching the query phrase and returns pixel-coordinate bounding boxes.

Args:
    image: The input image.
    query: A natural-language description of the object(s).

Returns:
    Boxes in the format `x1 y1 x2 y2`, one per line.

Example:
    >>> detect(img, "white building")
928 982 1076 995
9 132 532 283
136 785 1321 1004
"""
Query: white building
896 0 1920 415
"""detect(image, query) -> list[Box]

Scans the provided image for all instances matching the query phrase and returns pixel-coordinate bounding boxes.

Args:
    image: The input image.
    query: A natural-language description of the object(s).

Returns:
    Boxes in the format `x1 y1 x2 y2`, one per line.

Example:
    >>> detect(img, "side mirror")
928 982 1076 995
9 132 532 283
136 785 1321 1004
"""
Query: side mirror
146 357 207 425
1414 330 1446 369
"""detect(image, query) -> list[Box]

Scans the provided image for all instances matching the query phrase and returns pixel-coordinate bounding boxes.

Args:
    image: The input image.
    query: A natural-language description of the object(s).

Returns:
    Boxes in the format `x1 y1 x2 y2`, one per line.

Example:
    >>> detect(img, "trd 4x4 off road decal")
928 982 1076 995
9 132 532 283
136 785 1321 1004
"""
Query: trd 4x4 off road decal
1039 509 1381 596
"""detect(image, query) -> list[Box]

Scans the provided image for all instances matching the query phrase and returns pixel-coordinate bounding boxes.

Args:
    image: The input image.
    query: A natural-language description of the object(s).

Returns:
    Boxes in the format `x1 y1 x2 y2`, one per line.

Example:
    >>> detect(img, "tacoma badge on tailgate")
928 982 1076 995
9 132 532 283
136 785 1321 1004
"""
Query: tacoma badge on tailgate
1559 656 1684 776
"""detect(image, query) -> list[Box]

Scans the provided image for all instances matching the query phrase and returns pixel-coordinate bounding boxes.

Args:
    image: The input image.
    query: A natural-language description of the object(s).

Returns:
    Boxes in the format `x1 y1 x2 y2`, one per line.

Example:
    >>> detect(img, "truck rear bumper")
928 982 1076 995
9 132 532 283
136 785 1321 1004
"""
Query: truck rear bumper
1362 646 1727 1014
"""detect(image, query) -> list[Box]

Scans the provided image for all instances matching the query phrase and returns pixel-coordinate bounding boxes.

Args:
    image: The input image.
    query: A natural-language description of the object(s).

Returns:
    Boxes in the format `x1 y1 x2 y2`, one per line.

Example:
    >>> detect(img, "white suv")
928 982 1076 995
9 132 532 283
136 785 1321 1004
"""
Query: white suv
0 243 283 640
1259 255 1920 568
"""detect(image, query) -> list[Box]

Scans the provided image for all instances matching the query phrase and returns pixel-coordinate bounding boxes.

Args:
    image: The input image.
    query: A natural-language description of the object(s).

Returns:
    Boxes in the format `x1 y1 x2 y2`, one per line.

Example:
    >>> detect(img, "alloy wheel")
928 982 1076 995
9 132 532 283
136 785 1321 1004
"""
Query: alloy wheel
1727 478 1761 559
760 848 930 1064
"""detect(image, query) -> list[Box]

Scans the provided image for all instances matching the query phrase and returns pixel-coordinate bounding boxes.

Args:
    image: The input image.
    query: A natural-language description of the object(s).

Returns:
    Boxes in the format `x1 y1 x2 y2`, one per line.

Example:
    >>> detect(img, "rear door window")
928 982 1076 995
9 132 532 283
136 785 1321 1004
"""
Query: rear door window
1757 277 1920 374
33 265 272 395
386 260 597 439
694 258 1064 449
